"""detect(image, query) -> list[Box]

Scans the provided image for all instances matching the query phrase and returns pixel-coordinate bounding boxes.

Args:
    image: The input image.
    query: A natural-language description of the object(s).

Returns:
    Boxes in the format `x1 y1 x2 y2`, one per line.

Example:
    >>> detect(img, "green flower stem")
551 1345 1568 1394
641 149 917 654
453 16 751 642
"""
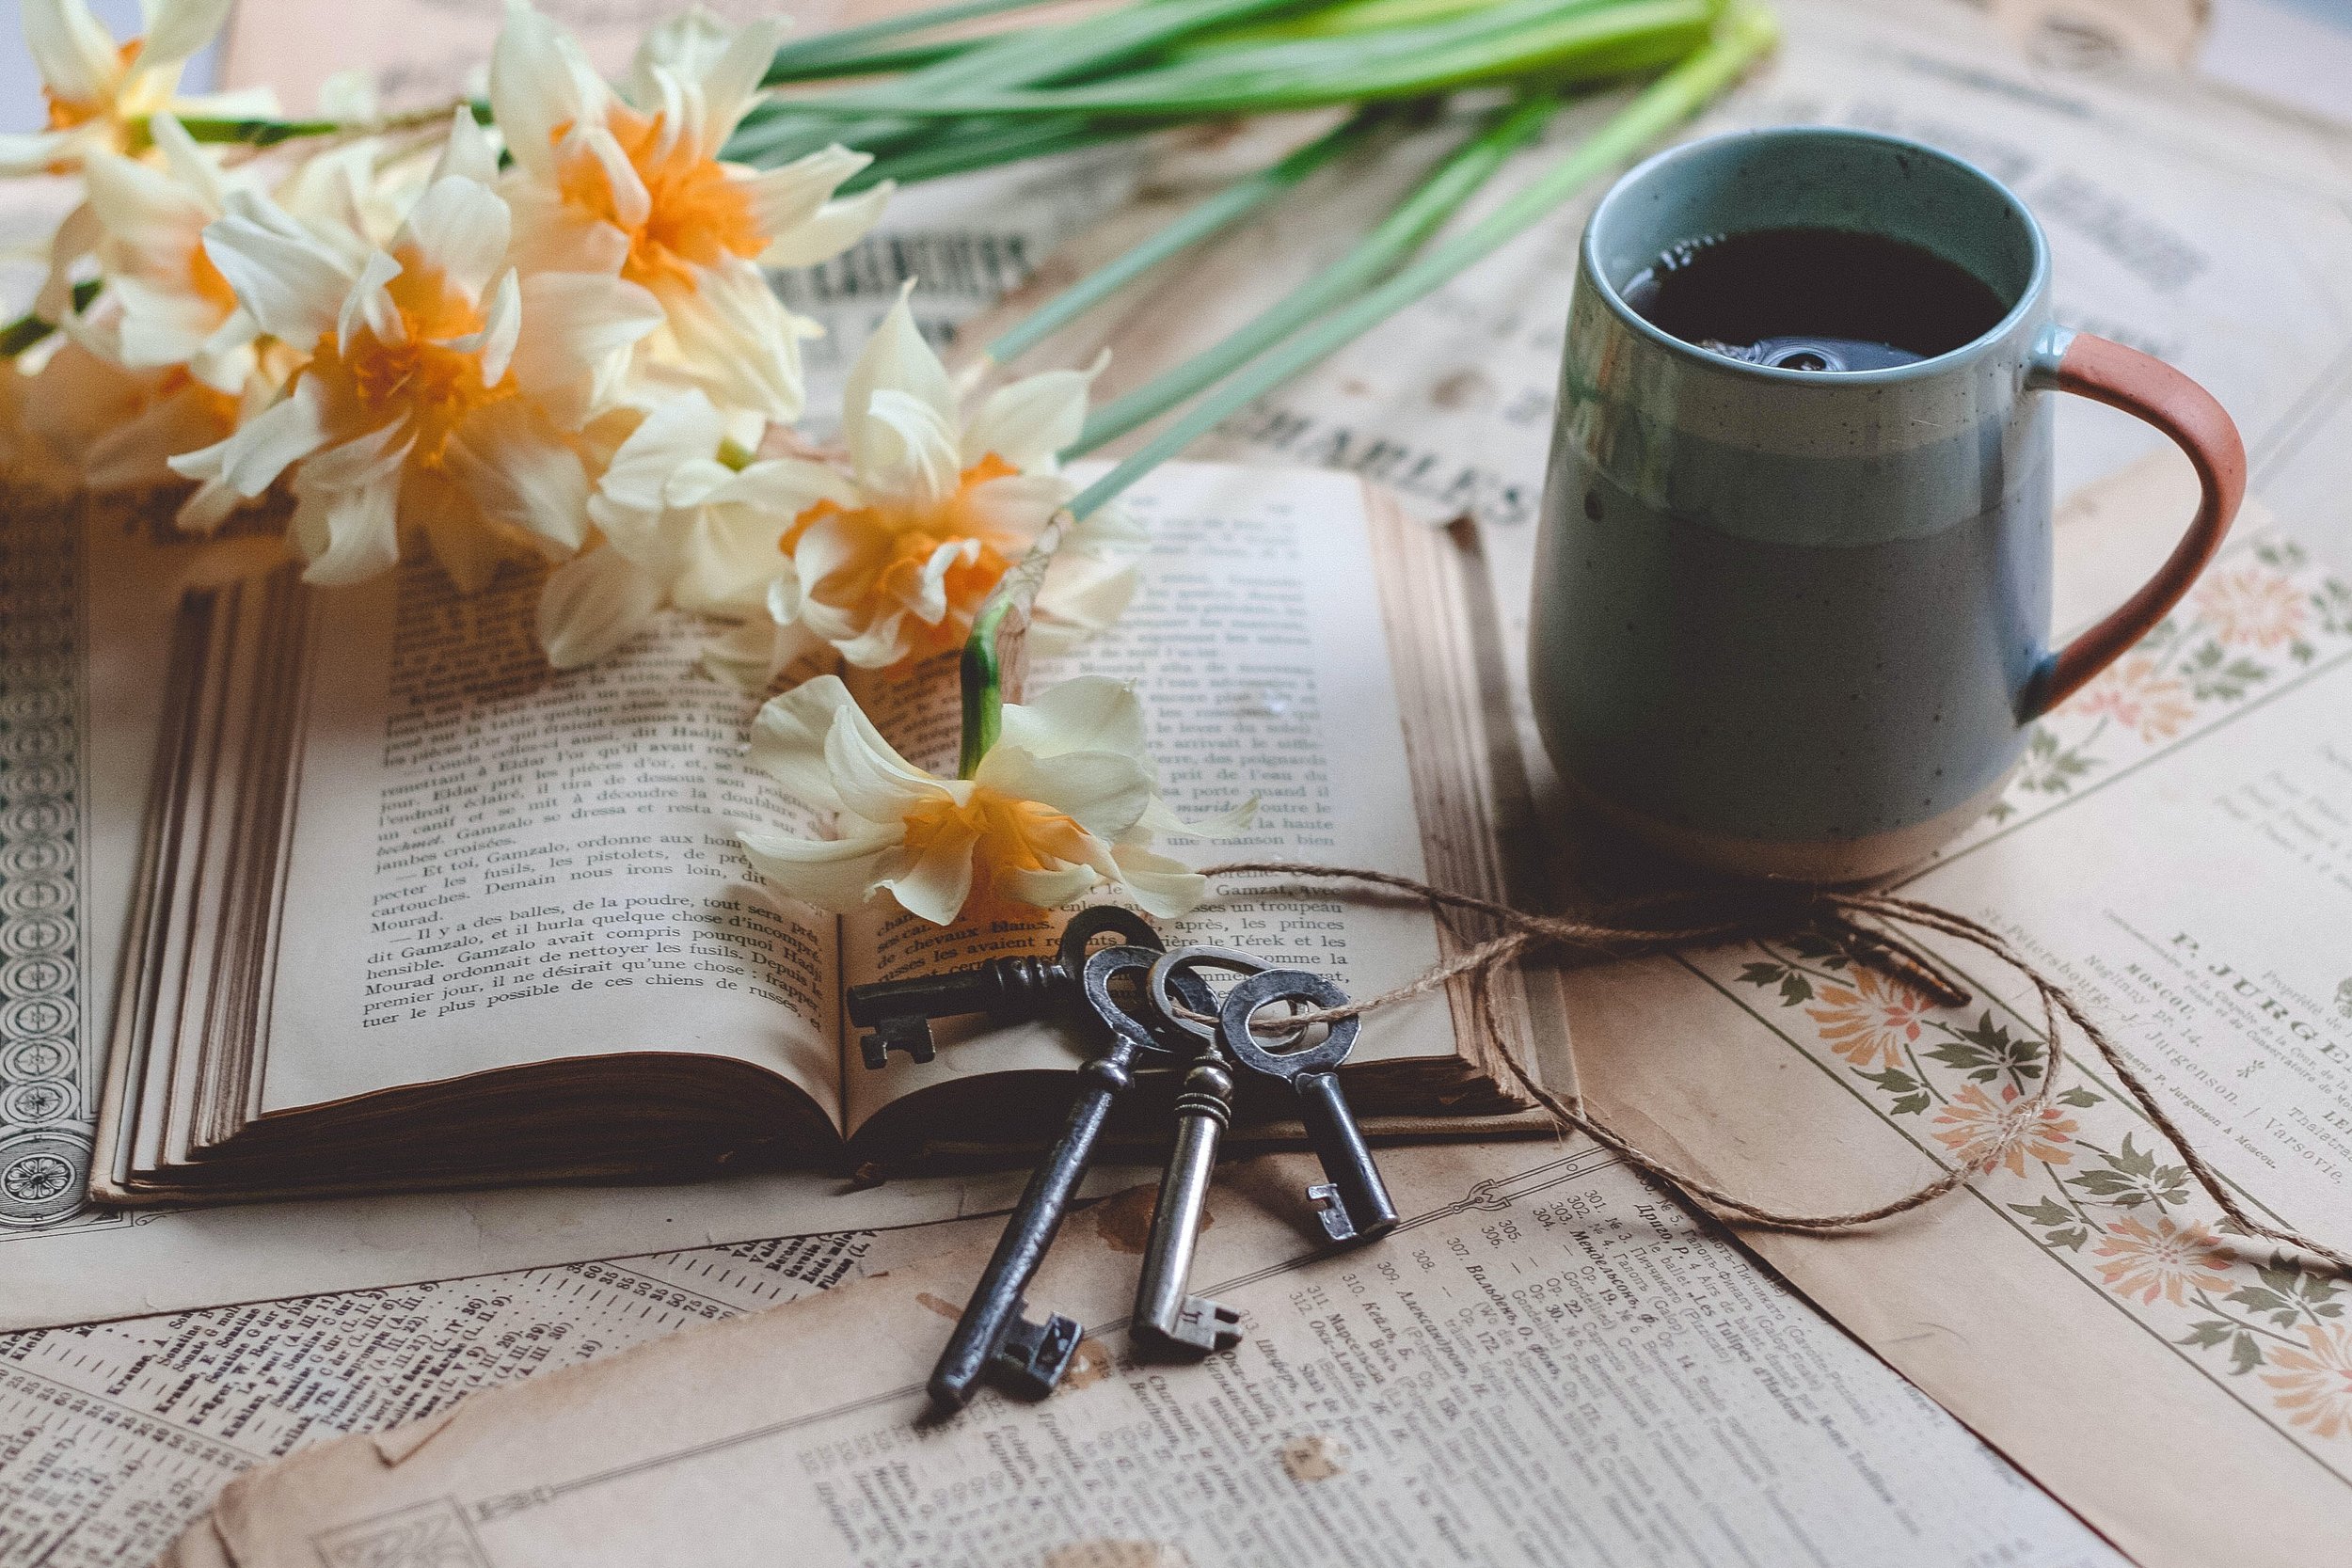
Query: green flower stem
770 0 1713 121
979 106 1385 367
850 115 1164 191
760 0 1054 83
725 0 1313 167
1061 3 1776 528
0 279 102 358
761 40 971 83
1069 94 1554 457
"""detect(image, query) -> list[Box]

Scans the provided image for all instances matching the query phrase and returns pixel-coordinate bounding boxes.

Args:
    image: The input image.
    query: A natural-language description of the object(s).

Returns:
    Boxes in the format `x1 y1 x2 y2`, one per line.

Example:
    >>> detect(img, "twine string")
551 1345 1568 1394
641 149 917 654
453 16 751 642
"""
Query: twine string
1184 860 2352 1276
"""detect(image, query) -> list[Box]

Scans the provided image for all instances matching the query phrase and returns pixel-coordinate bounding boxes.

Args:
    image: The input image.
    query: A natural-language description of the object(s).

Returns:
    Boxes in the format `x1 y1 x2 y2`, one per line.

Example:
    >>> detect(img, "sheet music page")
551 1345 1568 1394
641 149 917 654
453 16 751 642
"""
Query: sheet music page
161 1144 2124 1568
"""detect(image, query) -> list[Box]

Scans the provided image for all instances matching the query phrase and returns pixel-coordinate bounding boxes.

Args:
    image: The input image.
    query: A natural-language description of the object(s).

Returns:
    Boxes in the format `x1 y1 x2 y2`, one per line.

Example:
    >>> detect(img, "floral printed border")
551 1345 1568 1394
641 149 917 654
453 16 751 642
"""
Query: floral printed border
1694 535 2352 1461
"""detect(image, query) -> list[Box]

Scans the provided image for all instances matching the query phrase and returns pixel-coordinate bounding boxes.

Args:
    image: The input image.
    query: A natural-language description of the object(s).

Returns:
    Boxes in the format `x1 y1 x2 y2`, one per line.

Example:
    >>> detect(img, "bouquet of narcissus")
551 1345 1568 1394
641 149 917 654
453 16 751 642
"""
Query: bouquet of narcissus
2 0 1774 925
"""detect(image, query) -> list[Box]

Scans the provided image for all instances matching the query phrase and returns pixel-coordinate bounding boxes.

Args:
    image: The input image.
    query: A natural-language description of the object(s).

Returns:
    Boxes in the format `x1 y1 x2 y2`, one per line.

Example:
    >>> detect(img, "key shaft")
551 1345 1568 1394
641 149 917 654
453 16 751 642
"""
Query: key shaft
1131 1055 1243 1357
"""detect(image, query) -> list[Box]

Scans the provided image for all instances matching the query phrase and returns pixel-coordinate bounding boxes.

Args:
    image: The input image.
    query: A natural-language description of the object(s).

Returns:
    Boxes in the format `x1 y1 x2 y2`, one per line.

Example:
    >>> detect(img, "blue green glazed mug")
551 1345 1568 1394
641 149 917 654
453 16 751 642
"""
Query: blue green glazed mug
1530 127 2244 882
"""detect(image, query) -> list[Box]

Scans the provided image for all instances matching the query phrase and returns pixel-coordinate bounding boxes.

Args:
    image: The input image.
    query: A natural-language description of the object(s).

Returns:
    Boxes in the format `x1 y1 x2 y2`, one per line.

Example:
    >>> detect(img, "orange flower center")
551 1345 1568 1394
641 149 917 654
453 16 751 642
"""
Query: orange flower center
553 105 765 290
187 239 237 312
42 39 141 132
900 788 1100 920
302 255 512 466
786 454 1025 673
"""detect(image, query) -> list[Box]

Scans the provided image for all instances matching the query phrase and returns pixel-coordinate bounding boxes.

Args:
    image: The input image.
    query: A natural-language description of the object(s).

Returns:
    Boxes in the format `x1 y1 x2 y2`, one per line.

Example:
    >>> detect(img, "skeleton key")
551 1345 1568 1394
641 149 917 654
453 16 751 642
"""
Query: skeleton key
1145 944 1268 1048
927 943 1180 1411
848 905 1161 1069
1218 969 1399 1246
1129 1038 1243 1359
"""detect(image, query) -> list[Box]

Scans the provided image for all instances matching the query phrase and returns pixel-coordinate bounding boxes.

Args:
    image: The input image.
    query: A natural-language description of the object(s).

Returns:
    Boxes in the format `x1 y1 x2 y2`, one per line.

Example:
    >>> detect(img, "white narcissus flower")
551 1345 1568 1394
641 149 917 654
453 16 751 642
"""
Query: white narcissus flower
535 389 840 668
167 166 665 589
739 675 1245 925
79 114 256 392
0 0 273 177
724 288 1141 682
488 0 890 422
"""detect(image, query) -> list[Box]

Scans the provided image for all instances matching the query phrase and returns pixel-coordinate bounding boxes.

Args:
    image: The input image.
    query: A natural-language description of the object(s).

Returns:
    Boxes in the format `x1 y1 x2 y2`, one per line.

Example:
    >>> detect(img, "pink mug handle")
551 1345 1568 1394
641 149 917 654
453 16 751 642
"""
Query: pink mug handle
2024 326 2247 718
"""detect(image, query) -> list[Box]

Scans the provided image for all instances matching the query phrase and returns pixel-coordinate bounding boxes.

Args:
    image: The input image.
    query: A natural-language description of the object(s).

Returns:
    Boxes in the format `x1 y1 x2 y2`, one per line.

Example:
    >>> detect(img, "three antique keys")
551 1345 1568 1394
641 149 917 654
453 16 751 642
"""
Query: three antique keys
846 909 1398 1411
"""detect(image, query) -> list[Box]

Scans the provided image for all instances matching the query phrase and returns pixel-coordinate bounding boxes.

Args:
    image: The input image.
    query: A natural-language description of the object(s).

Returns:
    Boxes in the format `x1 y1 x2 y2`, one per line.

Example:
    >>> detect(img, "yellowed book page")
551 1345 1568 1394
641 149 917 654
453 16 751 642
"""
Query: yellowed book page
253 566 840 1120
173 1141 2122 1568
838 462 1458 1135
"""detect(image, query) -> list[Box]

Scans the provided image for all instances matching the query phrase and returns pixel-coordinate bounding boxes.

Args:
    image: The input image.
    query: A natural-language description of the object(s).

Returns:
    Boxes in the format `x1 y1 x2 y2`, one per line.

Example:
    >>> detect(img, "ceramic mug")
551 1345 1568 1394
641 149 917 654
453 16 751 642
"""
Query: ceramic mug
1529 126 2245 882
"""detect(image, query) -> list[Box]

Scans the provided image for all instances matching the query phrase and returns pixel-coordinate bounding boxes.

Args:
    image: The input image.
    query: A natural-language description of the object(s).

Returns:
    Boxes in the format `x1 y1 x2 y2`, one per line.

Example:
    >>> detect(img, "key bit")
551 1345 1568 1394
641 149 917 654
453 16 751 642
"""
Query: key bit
1219 969 1400 1247
1131 1052 1245 1359
850 905 1161 1069
926 944 1183 1412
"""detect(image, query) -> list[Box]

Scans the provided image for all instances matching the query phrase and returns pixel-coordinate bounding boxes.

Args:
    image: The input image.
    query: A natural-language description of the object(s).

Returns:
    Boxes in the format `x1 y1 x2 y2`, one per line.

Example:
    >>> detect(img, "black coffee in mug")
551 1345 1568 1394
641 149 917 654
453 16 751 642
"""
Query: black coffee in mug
1620 226 2009 372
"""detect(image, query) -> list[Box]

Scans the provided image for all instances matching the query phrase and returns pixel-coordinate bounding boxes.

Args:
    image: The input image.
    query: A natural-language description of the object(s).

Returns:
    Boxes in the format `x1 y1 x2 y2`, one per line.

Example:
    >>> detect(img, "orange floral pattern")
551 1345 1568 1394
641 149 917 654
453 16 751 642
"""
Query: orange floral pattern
2193 566 2309 650
1804 967 1931 1070
2072 654 2195 743
2091 1214 2234 1306
1930 1083 2075 1177
2263 1324 2352 1441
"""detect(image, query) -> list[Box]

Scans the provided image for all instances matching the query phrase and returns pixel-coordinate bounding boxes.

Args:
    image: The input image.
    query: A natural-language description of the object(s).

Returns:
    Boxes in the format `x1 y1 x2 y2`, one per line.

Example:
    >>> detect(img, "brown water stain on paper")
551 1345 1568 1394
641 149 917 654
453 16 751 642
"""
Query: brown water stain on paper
1064 1337 1116 1390
914 1291 961 1321
1279 1434 1343 1481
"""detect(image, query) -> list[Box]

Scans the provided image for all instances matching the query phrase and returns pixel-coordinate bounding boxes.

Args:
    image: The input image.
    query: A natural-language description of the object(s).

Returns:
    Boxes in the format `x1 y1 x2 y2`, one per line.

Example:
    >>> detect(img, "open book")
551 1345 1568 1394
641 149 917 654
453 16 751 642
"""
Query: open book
92 463 1556 1204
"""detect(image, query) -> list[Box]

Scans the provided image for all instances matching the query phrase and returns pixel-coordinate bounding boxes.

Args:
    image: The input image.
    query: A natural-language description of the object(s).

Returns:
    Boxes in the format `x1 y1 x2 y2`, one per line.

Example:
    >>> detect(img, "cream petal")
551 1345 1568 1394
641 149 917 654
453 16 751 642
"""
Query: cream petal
174 474 243 533
167 374 334 496
675 507 790 614
974 744 1154 840
746 673 857 808
137 0 233 67
842 285 957 487
628 10 728 103
474 269 522 385
337 248 405 353
646 261 805 423
700 611 800 693
1109 842 1210 919
859 388 961 506
886 817 978 927
83 148 212 255
0 131 74 177
24 0 119 105
440 398 592 552
825 703 961 827
962 362 1099 471
699 18 783 147
409 470 518 594
536 546 663 669
488 0 606 183
433 104 502 186
1031 551 1140 653
562 122 651 231
759 184 892 270
34 200 101 324
398 177 512 304
315 67 380 121
829 612 914 671
958 471 1072 541
678 454 852 517
290 424 411 585
738 145 869 245
996 864 1101 911
904 535 977 626
1138 795 1256 839
201 205 353 344
596 389 724 517
997 674 1149 761
739 823 910 917
511 271 664 426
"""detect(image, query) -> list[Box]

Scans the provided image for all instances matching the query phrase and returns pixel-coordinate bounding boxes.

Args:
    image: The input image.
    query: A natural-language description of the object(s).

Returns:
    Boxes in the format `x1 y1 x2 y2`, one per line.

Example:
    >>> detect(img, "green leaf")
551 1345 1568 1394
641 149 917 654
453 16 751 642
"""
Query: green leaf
1738 961 1785 988
2178 1320 2233 1349
2231 1332 2265 1376
1860 1067 1919 1095
1788 933 1842 962
2058 1086 2103 1108
2050 1226 2090 1252
2228 1285 2297 1326
2010 1197 2074 1227
1777 973 1813 1006
1888 1092 1931 1117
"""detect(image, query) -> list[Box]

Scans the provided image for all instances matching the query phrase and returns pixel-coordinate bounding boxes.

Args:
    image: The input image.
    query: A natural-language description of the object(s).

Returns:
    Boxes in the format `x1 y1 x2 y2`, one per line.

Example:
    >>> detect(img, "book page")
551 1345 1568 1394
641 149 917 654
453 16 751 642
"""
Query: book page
165 1142 2124 1568
837 463 1462 1136
258 566 842 1122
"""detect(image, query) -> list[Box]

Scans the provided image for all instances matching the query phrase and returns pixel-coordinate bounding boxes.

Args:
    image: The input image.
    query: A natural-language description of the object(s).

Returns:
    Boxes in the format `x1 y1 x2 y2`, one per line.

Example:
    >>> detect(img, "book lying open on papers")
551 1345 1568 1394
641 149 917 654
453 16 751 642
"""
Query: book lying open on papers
91 462 1553 1204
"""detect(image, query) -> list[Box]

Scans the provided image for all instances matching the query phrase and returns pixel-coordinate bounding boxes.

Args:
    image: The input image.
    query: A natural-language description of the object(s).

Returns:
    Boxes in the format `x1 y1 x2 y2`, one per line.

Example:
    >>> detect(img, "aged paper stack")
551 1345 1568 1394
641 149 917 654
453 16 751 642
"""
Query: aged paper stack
8 0 2352 1562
